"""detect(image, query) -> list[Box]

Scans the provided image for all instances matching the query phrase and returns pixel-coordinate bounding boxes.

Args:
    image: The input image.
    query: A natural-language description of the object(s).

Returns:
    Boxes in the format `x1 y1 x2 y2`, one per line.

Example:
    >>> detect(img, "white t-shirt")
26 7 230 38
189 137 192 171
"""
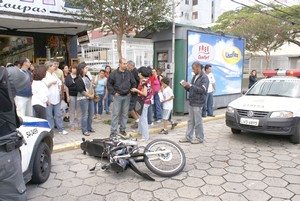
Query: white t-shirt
44 71 62 105
207 72 215 93
162 86 174 110
32 80 49 108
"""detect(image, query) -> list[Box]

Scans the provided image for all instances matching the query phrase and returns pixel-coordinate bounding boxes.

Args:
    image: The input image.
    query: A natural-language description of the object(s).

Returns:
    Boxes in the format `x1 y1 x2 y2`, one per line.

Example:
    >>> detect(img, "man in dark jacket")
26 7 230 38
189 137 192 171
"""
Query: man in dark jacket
0 66 28 200
107 58 136 137
179 61 209 144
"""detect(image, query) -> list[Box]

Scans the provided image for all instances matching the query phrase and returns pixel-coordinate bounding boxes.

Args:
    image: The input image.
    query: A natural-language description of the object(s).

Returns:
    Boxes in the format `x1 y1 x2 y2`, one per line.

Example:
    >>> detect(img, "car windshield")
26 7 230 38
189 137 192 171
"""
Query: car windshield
246 79 300 98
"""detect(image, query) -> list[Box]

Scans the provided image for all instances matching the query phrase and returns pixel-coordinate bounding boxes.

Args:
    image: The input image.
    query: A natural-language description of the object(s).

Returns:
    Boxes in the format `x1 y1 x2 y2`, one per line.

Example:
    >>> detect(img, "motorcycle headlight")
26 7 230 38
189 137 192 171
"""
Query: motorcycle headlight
270 111 293 118
227 106 235 114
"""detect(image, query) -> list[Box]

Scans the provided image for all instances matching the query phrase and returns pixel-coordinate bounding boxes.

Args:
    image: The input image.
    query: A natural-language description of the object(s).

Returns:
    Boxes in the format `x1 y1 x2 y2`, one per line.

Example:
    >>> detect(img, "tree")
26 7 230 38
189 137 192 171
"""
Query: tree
212 5 288 69
64 0 172 60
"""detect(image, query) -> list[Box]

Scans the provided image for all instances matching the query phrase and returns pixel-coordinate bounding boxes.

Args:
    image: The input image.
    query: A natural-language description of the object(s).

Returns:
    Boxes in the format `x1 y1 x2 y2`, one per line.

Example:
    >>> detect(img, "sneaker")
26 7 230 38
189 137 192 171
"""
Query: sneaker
88 129 95 133
159 129 168 134
119 131 127 137
179 138 190 143
191 139 203 144
156 120 162 123
83 131 90 136
131 122 138 129
148 123 154 126
93 115 97 119
171 122 178 129
59 130 68 135
106 111 111 115
208 115 215 117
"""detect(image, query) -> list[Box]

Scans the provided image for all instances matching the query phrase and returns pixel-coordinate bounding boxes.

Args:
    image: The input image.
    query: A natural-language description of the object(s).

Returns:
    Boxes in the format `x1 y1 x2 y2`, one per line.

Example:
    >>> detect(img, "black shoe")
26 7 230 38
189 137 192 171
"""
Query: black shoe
110 132 117 138
63 116 70 122
88 129 95 133
171 122 178 130
119 131 127 137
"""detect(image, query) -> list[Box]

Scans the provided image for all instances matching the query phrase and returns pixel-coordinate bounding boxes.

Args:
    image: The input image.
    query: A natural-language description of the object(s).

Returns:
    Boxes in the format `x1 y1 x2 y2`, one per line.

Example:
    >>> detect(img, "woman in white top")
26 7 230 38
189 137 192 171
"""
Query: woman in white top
32 64 49 119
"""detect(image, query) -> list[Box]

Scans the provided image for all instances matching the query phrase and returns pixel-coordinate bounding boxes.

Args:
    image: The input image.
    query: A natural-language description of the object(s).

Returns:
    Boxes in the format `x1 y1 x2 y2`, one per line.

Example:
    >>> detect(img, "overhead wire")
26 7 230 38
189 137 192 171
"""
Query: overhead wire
274 0 300 13
230 0 300 25
255 0 300 20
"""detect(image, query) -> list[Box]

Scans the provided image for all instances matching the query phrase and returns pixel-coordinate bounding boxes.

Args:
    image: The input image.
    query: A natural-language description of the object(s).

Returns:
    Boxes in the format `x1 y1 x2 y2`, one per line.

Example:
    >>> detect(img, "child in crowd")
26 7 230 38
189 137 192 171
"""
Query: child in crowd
159 77 177 134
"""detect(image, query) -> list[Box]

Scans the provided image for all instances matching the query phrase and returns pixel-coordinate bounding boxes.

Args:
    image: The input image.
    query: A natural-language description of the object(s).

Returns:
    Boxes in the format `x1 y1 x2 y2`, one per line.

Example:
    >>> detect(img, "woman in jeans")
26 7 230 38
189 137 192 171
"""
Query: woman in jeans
131 67 153 141
65 65 80 131
93 69 107 120
75 62 95 136
104 65 113 114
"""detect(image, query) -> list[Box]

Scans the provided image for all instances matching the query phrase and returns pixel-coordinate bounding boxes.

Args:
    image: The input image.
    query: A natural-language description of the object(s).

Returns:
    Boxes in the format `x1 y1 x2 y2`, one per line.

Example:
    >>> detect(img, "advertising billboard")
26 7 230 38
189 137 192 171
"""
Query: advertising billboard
187 30 245 96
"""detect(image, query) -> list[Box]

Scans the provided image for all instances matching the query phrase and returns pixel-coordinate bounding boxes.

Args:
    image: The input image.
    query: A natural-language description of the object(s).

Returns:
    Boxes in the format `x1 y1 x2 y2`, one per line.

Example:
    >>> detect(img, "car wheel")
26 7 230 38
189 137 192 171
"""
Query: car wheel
231 128 241 134
290 124 300 144
31 142 51 184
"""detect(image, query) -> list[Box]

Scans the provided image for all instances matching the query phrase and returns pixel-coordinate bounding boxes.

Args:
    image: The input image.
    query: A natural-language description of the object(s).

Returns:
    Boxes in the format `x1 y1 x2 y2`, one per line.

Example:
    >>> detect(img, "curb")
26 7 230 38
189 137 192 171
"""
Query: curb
53 114 225 153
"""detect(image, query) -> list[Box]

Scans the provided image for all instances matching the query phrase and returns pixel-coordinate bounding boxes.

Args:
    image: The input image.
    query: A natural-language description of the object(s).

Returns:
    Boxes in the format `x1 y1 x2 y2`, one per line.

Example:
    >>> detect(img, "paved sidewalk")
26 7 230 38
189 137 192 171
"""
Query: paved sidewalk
53 108 227 152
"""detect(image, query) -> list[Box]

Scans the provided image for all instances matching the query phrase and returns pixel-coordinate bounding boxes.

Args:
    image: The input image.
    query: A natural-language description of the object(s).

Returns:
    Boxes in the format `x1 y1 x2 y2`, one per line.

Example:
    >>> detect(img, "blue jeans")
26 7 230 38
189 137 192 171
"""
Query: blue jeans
94 94 105 115
153 92 162 121
147 104 153 125
138 104 150 140
46 103 64 132
78 99 94 133
105 93 113 113
186 106 204 142
202 92 214 116
111 95 130 133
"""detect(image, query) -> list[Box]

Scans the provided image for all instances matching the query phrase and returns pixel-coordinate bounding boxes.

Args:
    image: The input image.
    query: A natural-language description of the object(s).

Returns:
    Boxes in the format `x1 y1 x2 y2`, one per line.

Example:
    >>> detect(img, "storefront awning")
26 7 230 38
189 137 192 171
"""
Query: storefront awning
0 13 88 36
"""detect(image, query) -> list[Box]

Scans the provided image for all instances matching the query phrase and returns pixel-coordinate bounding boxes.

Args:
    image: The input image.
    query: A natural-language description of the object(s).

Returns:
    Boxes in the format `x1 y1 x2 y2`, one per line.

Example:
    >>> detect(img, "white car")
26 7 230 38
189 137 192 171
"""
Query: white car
19 116 53 184
226 69 300 144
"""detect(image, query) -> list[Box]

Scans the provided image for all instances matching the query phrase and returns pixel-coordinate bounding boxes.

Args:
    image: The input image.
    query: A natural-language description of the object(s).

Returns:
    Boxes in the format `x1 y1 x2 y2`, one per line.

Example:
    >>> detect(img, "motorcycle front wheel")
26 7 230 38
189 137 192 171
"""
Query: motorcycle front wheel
144 139 186 177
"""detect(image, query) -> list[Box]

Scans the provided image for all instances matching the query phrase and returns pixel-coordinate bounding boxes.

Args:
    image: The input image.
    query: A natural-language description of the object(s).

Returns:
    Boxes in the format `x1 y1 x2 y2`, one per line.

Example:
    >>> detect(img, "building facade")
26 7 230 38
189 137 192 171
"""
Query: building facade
175 0 222 27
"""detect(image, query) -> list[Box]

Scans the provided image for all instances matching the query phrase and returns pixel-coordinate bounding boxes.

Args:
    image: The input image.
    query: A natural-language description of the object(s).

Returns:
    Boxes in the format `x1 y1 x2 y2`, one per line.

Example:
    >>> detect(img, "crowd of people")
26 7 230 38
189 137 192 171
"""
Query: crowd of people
1 57 183 141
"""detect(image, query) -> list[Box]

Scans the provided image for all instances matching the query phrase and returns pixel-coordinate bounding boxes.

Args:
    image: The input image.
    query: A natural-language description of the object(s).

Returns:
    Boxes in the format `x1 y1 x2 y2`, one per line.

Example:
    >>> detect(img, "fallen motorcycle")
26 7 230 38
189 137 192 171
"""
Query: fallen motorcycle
80 137 186 181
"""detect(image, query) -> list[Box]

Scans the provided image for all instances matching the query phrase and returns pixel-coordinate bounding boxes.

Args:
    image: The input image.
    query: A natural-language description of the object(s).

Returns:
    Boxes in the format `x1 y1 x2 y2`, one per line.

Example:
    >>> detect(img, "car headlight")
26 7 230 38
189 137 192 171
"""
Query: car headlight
227 106 235 114
270 111 293 118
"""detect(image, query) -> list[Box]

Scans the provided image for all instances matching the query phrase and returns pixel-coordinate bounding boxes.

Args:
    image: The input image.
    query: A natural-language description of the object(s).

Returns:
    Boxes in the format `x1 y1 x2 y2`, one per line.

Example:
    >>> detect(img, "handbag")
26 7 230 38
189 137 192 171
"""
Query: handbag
135 95 146 115
93 94 100 102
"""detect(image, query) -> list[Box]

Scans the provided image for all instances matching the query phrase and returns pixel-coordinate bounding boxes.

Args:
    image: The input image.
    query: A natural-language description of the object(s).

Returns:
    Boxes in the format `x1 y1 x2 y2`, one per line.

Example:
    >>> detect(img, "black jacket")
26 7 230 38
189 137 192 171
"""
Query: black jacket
107 68 136 96
185 72 209 107
65 74 78 96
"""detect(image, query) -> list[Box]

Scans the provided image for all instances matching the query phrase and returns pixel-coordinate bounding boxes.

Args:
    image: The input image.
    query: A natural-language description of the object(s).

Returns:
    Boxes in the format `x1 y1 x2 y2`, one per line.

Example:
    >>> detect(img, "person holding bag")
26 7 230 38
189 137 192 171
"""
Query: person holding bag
93 69 107 120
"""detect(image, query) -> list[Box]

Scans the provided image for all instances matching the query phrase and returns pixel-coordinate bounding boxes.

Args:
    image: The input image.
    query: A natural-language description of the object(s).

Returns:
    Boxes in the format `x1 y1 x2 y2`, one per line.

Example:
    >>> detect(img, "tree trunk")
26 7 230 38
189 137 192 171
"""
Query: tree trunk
265 51 271 70
116 32 123 61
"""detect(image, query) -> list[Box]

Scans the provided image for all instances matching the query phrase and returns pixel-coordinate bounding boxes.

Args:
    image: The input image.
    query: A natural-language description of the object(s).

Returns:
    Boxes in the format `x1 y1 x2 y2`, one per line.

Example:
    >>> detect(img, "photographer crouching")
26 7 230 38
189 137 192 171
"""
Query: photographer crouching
0 65 28 200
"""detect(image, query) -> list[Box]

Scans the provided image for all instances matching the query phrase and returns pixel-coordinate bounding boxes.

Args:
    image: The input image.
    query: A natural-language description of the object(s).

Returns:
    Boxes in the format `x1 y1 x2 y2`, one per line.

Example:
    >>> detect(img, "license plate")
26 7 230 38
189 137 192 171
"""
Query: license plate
240 118 259 126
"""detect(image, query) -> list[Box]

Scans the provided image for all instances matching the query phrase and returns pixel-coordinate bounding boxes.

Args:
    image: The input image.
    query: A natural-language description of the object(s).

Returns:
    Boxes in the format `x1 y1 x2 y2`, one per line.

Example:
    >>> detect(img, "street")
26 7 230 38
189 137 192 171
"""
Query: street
27 118 300 201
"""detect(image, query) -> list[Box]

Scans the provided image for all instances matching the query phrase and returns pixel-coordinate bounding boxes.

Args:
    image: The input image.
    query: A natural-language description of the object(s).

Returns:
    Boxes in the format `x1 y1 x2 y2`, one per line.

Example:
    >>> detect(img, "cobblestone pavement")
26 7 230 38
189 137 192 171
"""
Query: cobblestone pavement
27 118 300 201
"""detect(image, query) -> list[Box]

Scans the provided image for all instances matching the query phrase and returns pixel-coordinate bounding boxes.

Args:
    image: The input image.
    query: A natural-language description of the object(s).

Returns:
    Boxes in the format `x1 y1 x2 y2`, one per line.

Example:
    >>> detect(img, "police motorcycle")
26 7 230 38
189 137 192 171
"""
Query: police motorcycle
81 137 186 180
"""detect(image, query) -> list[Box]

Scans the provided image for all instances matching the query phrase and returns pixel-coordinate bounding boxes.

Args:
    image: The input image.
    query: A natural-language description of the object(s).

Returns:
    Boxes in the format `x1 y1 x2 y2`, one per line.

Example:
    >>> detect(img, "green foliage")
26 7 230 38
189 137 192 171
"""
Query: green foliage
212 3 300 68
64 0 172 59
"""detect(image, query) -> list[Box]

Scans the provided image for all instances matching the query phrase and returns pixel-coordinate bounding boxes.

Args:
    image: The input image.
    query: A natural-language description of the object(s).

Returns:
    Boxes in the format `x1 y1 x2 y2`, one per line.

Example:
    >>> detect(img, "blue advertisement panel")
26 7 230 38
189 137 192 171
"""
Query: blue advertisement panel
187 30 245 96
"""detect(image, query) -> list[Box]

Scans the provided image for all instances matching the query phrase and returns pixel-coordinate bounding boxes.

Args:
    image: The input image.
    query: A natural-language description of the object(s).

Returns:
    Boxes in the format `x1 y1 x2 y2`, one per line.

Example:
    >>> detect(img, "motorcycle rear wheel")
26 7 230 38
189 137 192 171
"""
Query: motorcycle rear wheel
144 139 186 177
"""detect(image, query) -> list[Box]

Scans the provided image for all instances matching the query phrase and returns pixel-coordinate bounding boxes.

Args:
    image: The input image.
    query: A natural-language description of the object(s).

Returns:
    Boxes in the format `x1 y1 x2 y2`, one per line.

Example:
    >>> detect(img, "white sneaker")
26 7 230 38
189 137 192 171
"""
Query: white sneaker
59 130 68 135
156 120 162 123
